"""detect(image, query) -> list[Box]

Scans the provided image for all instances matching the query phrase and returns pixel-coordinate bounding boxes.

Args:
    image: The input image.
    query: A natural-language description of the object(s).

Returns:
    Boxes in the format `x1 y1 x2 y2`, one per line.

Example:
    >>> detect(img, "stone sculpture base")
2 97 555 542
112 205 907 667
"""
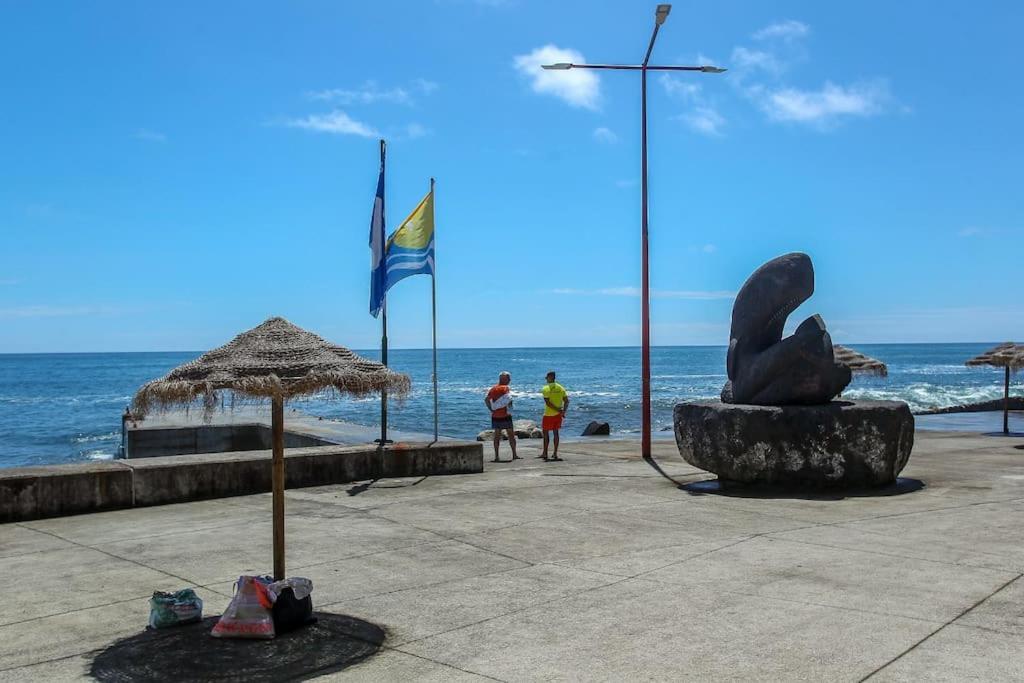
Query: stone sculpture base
674 400 914 487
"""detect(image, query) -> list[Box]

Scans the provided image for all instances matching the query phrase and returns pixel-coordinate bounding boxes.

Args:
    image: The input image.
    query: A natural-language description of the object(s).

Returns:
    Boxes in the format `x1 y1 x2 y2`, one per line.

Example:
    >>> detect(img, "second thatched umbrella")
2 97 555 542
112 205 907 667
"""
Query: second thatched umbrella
966 342 1024 435
834 345 888 377
132 316 411 579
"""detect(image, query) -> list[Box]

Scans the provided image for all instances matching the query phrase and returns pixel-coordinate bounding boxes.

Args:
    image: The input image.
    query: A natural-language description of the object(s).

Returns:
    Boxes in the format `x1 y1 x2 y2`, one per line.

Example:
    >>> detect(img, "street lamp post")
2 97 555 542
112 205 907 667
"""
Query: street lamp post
543 4 725 467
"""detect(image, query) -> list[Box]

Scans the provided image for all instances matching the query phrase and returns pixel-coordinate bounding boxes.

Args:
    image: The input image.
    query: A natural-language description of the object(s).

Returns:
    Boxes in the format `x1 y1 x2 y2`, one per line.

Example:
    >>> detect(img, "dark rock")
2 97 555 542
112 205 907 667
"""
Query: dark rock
581 421 611 436
674 400 914 487
723 253 851 405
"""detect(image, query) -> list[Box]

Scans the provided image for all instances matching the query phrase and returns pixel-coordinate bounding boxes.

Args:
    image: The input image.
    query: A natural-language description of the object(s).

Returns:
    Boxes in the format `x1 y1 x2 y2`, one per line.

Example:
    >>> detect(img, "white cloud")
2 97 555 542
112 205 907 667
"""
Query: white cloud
551 287 734 300
413 78 439 94
759 80 890 125
285 110 379 137
662 76 725 136
957 226 1017 238
513 45 600 110
592 126 617 143
660 75 701 101
403 122 429 139
730 47 784 77
615 179 638 188
133 128 167 143
702 244 717 253
308 82 412 106
678 107 726 136
753 20 810 42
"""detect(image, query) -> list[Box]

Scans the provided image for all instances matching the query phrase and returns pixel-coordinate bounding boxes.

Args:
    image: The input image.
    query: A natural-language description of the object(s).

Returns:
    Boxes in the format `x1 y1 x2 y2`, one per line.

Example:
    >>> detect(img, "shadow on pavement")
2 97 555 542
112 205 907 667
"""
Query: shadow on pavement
682 476 925 501
89 612 385 682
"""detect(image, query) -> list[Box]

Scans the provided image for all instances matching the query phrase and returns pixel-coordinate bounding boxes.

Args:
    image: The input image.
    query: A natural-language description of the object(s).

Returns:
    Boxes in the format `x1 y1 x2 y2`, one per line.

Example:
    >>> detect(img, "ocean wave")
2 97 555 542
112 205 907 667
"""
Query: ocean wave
843 384 1005 412
443 386 621 399
72 431 119 443
0 394 132 406
83 449 115 460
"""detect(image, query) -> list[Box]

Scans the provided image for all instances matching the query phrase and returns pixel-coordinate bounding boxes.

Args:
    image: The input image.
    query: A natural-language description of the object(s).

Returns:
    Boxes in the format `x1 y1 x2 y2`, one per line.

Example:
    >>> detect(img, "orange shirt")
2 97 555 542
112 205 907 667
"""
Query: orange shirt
486 384 511 418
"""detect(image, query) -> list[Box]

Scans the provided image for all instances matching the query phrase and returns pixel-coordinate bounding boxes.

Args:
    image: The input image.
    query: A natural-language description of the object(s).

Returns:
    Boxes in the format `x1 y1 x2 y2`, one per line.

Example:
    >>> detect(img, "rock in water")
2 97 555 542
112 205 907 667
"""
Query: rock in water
513 420 540 438
581 421 611 436
478 421 542 441
674 400 914 487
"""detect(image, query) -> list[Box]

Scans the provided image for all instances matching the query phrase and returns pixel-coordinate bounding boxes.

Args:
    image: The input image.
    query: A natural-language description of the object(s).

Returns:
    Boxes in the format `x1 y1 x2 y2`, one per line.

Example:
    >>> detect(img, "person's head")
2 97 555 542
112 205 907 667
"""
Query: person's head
498 371 511 385
546 371 556 383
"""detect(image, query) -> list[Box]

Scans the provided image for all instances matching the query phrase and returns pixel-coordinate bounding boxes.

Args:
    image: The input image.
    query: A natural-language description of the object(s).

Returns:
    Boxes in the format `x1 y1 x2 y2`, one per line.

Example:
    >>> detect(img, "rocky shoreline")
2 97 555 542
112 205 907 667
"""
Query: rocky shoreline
916 397 1024 415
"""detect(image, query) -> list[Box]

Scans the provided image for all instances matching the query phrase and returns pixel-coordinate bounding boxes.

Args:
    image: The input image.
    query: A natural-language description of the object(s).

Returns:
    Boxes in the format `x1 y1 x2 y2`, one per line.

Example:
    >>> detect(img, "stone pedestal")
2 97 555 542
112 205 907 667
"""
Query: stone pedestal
674 400 914 487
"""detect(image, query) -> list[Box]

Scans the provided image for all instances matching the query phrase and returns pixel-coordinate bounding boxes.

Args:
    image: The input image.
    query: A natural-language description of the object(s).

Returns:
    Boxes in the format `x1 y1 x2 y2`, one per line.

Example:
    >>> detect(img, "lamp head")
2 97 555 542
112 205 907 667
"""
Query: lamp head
701 66 727 73
655 4 671 25
541 63 573 70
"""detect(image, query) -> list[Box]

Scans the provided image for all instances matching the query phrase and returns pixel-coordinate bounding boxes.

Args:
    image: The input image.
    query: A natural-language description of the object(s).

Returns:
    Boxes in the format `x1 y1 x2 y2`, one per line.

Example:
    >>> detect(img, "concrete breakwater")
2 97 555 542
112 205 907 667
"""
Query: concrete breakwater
0 441 483 523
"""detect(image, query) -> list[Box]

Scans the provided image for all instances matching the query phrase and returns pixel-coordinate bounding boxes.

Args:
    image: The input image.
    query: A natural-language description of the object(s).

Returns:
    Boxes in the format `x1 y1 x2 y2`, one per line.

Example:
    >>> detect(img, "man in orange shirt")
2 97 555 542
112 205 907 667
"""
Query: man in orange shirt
485 371 520 463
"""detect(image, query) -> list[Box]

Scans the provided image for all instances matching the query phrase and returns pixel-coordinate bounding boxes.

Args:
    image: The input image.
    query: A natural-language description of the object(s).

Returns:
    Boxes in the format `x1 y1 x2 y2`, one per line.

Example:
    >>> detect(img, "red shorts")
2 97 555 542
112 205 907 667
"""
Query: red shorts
541 414 563 432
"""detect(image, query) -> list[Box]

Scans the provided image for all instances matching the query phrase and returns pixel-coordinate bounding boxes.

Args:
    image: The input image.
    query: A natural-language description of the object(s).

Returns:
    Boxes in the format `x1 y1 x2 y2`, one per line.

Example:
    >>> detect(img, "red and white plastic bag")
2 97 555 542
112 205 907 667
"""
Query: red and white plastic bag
211 576 275 639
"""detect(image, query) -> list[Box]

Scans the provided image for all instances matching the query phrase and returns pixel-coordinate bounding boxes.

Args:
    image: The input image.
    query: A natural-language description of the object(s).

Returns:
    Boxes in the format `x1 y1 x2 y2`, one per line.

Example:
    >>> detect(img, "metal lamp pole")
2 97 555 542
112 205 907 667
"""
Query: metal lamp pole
543 4 725 462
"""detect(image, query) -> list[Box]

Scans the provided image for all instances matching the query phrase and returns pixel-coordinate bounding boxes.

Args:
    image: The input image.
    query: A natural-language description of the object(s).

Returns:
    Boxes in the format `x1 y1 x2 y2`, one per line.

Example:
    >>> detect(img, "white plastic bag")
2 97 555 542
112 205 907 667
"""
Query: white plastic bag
267 577 313 602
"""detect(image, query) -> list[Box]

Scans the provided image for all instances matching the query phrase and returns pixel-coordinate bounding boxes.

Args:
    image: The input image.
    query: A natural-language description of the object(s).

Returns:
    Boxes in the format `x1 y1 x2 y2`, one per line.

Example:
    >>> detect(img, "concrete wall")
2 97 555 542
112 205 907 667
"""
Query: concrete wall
0 442 483 522
127 423 331 459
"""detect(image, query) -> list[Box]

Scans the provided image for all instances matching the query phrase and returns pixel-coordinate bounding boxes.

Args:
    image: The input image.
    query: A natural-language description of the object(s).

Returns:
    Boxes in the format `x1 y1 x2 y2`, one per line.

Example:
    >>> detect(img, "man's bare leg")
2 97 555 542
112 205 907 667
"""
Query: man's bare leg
552 429 561 460
541 430 549 459
506 428 520 459
492 431 502 463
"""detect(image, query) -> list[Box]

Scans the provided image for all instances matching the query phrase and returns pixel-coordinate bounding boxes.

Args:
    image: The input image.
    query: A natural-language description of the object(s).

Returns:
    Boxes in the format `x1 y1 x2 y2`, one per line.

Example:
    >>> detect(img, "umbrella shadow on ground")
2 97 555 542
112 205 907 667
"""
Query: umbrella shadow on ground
681 477 925 501
89 613 385 682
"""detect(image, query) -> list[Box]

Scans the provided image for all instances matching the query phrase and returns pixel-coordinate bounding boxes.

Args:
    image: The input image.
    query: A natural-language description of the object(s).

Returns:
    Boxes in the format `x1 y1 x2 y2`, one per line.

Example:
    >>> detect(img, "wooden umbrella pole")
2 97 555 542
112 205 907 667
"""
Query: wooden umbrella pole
272 395 286 580
1005 366 1011 435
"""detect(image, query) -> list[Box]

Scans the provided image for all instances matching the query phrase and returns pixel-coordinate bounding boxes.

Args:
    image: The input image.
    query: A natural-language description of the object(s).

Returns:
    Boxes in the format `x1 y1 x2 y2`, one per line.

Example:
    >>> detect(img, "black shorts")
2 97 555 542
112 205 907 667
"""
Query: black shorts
491 416 514 430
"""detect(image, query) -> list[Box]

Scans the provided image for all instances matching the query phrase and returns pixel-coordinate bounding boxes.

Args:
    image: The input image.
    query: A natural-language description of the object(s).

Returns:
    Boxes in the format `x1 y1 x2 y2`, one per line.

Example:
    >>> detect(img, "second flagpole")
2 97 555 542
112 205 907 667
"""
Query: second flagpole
430 177 439 443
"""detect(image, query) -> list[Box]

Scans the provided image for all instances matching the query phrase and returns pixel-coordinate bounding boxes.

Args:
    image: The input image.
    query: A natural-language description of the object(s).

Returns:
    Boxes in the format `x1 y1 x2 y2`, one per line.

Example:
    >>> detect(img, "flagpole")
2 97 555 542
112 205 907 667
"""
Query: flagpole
430 177 439 443
378 139 389 448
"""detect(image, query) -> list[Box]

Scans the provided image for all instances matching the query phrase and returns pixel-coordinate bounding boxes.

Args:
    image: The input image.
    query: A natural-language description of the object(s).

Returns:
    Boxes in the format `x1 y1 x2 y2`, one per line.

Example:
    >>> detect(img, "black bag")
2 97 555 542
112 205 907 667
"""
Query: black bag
271 587 314 634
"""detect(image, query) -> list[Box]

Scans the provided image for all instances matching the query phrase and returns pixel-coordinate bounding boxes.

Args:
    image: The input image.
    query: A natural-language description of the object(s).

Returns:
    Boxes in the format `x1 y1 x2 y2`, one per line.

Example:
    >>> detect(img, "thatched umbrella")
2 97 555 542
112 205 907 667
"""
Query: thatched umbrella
834 345 888 377
132 316 411 579
966 342 1024 435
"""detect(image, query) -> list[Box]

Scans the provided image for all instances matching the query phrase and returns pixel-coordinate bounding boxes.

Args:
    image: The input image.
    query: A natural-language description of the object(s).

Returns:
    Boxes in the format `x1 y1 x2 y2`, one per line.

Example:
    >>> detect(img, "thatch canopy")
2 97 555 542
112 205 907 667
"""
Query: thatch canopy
966 342 1024 371
132 316 411 416
834 344 888 377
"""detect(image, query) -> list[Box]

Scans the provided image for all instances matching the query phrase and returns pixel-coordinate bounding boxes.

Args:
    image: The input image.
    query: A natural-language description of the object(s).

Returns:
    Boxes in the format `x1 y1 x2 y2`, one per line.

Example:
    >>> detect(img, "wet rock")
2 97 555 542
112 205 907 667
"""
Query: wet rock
581 421 611 436
674 400 914 487
513 420 542 438
477 420 542 441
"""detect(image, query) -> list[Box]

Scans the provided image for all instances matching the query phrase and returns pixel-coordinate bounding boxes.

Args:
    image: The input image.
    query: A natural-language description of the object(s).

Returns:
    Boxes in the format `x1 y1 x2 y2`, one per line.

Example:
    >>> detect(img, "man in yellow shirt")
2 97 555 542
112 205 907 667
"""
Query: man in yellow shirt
540 371 569 461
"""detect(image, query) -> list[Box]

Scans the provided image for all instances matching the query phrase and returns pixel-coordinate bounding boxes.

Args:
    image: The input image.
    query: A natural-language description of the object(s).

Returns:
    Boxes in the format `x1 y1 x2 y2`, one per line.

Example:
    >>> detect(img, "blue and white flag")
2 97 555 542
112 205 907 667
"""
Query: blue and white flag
368 143 387 318
384 189 435 293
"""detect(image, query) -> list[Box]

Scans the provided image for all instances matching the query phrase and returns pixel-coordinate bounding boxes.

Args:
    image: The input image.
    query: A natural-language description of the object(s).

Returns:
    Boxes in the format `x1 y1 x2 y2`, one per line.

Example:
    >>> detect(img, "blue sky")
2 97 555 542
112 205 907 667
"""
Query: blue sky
1 0 1021 352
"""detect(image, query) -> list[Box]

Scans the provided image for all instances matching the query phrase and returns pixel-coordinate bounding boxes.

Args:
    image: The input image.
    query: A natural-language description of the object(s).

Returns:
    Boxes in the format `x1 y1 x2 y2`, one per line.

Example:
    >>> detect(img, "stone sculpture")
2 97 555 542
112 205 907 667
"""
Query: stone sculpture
722 252 851 405
674 252 914 487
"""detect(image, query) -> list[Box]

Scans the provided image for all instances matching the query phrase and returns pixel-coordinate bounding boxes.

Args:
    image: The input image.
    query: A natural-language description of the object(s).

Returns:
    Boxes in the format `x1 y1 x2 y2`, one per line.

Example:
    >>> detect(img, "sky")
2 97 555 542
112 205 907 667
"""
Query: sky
1 0 1022 353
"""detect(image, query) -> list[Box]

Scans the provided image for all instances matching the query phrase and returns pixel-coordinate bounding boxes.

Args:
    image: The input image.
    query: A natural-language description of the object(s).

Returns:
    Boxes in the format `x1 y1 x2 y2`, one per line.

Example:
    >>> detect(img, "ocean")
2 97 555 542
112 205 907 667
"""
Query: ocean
0 343 1018 468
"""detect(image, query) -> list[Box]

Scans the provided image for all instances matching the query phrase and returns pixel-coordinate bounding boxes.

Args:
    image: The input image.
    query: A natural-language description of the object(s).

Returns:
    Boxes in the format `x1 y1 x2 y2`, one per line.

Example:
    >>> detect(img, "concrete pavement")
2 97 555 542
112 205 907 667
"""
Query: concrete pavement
2 430 1023 681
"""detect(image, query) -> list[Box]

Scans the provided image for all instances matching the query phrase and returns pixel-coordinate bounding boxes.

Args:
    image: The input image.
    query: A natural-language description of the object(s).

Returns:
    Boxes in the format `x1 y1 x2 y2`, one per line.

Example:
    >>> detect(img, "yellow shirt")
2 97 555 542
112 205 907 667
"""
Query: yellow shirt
541 382 567 417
